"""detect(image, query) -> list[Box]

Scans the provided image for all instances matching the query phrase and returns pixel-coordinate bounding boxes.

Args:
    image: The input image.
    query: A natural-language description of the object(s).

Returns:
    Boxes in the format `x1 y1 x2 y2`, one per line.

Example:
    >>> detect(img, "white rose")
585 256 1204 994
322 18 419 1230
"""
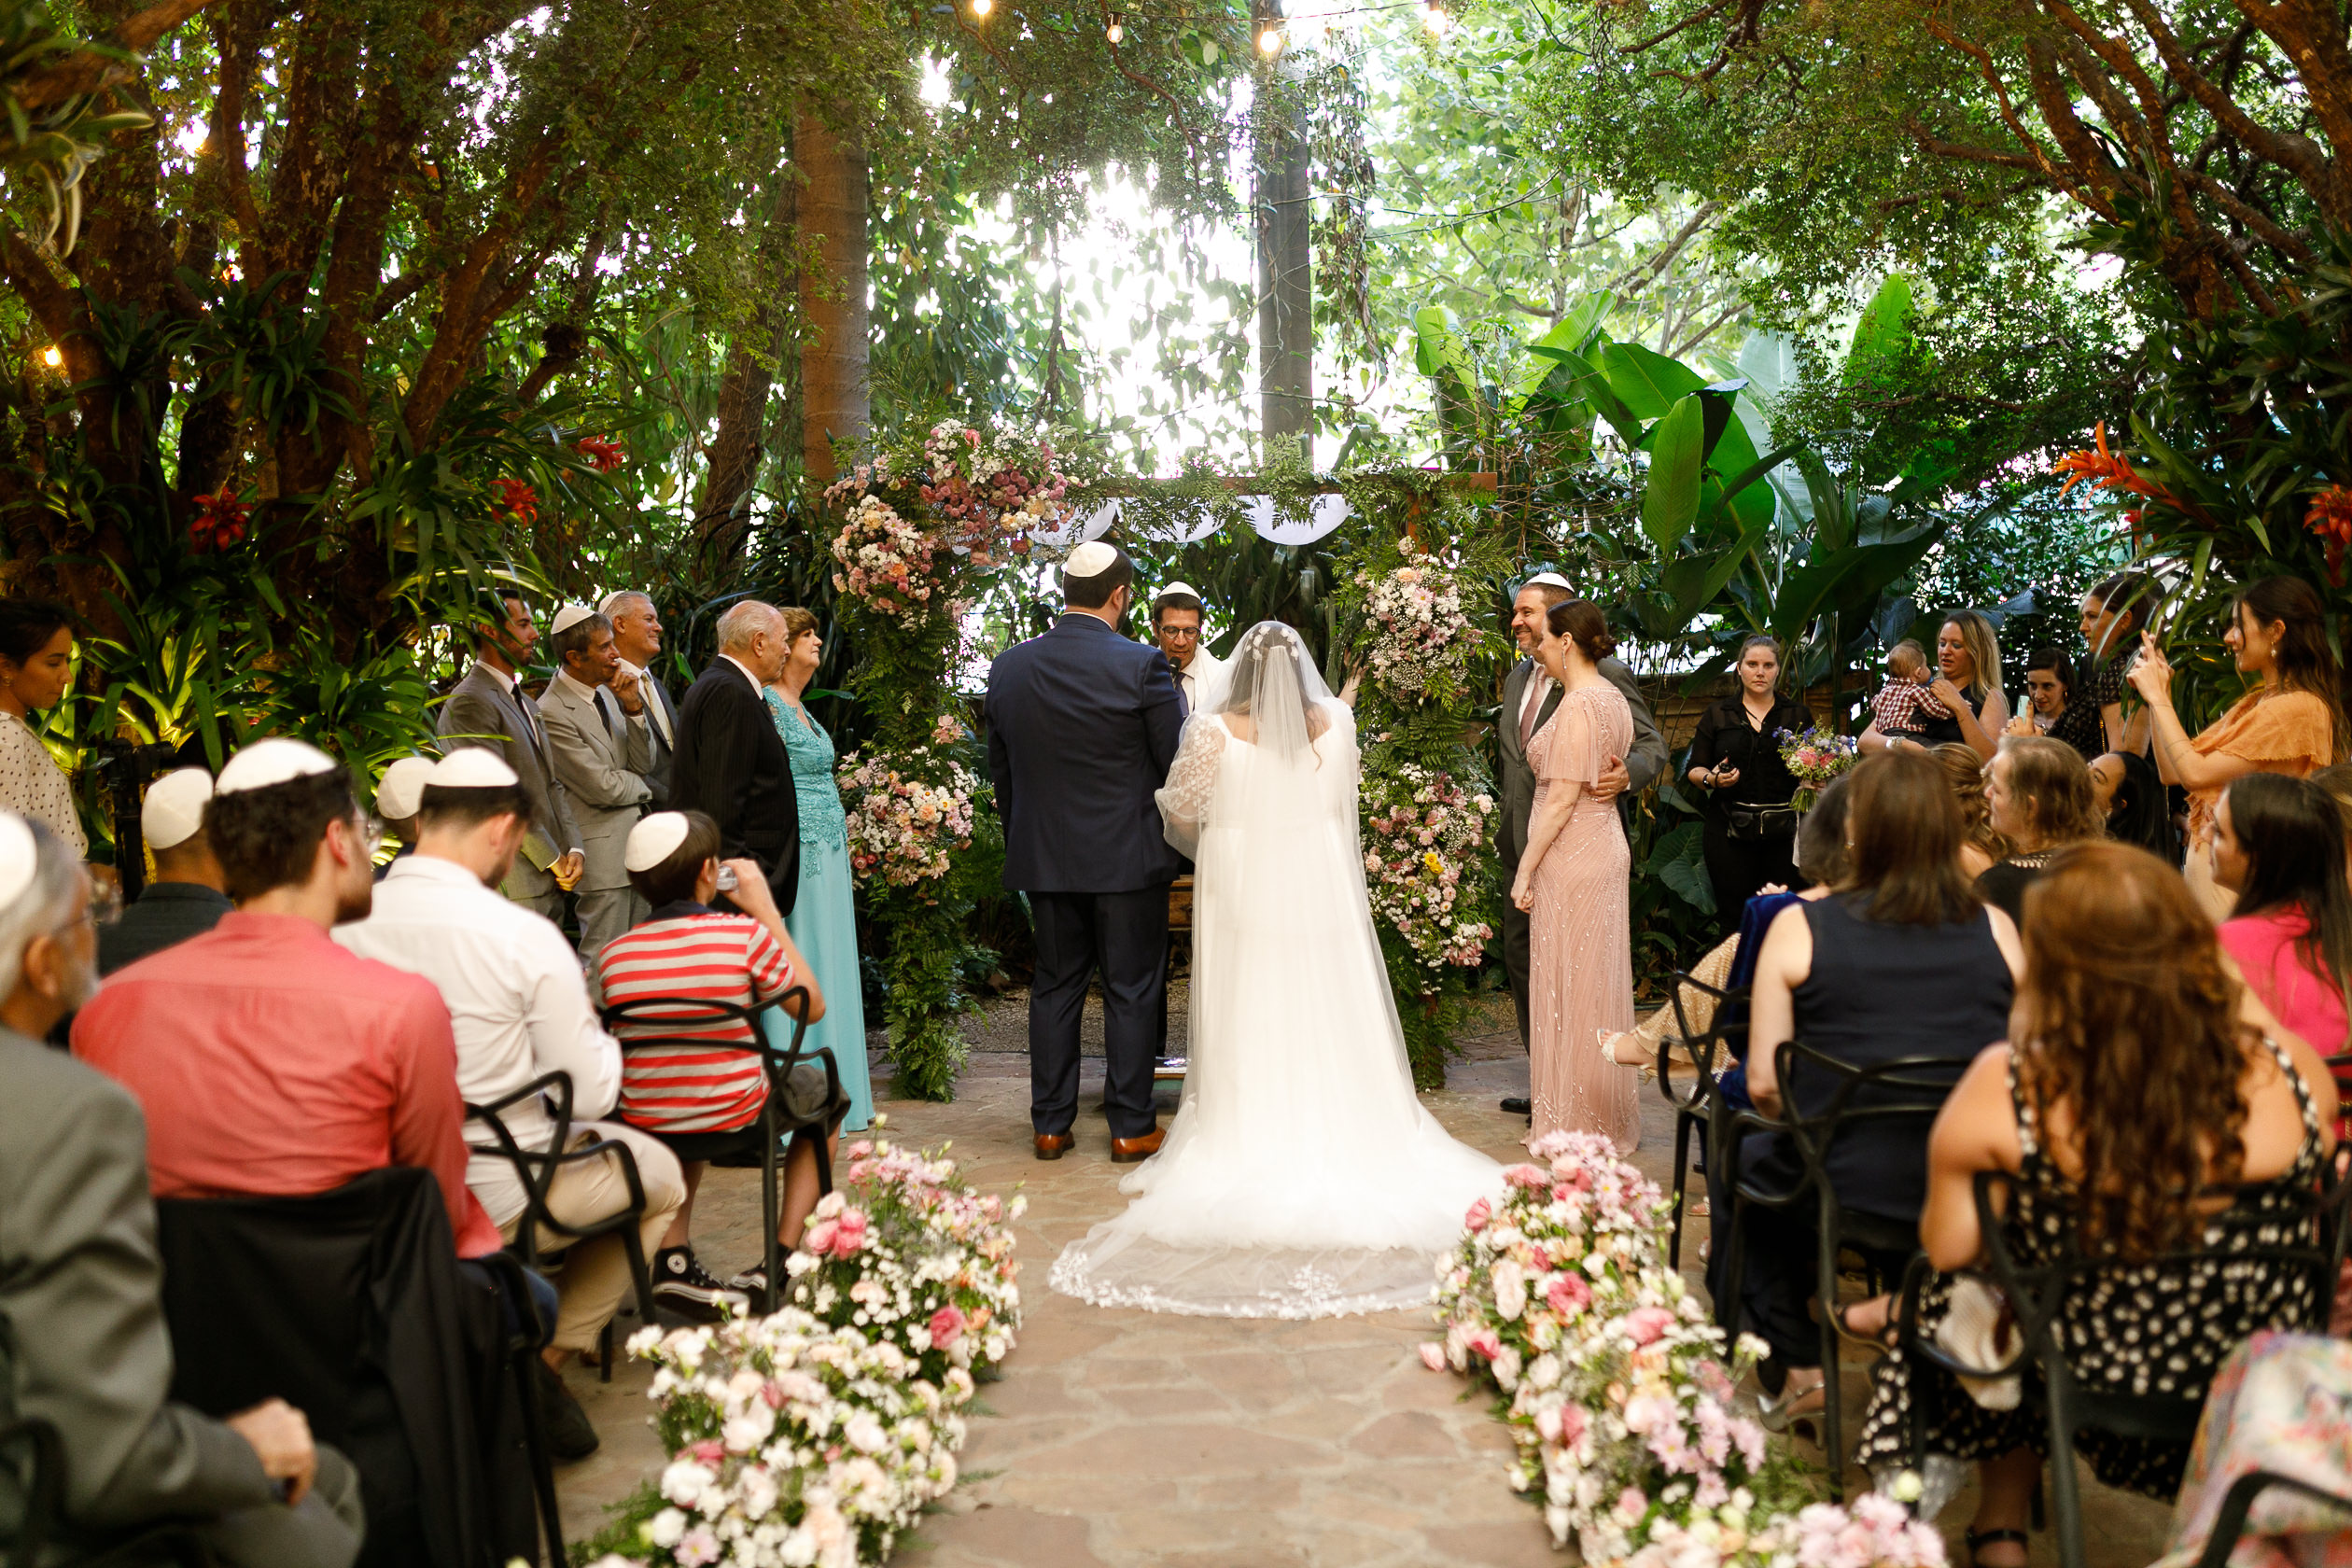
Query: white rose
646 1507 688 1547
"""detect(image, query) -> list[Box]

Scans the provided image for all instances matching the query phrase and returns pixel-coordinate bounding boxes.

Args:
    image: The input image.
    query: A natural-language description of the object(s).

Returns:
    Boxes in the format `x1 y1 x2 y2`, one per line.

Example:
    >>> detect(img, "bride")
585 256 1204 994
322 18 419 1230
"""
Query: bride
1049 621 1505 1319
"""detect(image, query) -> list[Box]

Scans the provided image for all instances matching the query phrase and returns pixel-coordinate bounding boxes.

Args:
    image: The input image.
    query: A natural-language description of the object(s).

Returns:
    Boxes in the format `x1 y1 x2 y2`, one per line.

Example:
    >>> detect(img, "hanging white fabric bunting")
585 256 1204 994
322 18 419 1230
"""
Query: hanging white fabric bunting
1032 499 1121 551
1140 502 1222 544
1248 492 1351 545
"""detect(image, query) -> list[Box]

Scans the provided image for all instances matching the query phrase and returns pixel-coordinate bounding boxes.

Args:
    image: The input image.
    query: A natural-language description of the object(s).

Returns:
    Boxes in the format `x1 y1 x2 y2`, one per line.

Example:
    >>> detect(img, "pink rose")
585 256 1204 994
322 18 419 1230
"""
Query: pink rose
1559 1403 1588 1448
1417 1342 1447 1371
1617 1487 1649 1523
929 1306 967 1347
1546 1275 1591 1314
688 1438 725 1465
1624 1306 1678 1345
1463 1197 1491 1233
828 1210 870 1257
804 1217 838 1254
1502 1164 1549 1190
1463 1326 1503 1361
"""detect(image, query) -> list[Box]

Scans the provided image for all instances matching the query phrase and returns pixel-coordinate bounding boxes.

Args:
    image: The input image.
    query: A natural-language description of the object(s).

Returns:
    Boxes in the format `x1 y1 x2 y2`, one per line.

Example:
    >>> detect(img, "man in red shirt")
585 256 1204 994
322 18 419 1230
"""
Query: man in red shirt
74 737 500 1260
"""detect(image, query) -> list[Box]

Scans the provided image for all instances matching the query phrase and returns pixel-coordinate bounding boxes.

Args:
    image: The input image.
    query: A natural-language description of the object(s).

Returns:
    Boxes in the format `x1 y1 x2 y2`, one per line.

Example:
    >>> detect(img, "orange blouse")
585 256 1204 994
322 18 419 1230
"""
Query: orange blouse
2185 689 2336 839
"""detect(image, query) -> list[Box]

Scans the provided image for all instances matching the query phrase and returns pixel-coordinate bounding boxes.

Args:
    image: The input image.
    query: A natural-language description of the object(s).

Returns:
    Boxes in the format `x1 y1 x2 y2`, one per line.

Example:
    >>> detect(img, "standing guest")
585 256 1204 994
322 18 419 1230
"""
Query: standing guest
0 599 83 855
601 591 679 805
762 608 873 1133
1737 748 2023 1420
596 811 836 1308
371 755 434 868
1151 581 1227 715
1494 570 1665 1117
1861 610 2009 761
669 600 799 916
2081 569 2159 754
333 749 685 1458
1934 741 2006 875
986 542 1184 1161
2211 773 2352 1055
98 765 231 975
72 737 502 1264
1685 635 1812 925
1511 597 1639 1148
0 812 365 1568
437 590 583 917
2003 646 2105 759
2089 749 2177 861
2131 574 2342 912
538 604 656 953
1976 735 2102 924
1856 845 2335 1560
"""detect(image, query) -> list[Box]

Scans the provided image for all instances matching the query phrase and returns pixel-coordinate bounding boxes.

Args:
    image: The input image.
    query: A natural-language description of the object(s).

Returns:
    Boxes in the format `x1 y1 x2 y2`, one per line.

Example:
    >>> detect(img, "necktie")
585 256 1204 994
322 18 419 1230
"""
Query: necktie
1519 673 1548 751
595 687 622 743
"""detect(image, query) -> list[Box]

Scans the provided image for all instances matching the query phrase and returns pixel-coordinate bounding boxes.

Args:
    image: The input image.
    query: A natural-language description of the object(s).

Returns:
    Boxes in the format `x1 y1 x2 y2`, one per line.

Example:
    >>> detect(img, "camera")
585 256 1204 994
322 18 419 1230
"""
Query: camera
91 738 184 901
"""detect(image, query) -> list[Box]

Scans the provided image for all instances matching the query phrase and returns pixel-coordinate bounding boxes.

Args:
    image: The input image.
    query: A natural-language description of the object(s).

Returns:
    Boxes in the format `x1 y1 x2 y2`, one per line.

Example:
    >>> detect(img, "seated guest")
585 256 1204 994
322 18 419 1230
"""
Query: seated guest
2002 646 2105 759
72 737 501 1263
1975 735 2102 923
0 812 363 1567
99 766 231 975
1735 748 2023 1424
333 750 687 1456
1856 845 2337 1567
2212 773 2352 1056
595 811 838 1309
2088 748 2178 861
1934 741 2005 875
371 755 434 870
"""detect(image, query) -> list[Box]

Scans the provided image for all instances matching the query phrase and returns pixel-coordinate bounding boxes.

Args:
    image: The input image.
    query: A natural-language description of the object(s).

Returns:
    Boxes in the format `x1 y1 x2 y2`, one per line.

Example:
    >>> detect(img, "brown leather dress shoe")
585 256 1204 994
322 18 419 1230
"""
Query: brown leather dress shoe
1034 1133 1075 1161
1110 1127 1166 1163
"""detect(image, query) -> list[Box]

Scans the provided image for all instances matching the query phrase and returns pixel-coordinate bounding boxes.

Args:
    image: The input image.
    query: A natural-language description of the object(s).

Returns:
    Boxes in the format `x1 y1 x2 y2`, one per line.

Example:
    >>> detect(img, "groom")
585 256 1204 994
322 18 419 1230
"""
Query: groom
986 541 1186 1163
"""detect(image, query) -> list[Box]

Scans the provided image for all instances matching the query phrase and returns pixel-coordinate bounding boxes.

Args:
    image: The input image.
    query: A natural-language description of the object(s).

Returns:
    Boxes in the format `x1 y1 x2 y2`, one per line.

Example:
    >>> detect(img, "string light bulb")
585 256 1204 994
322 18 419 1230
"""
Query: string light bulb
39 346 60 368
1421 1 1449 33
1104 16 1122 41
971 0 992 17
1256 22 1283 52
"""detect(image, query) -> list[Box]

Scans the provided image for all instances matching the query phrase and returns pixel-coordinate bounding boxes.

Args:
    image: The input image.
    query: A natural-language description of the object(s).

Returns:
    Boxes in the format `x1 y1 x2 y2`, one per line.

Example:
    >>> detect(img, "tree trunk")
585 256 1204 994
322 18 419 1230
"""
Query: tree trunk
796 104 868 485
1253 10 1312 462
694 173 798 567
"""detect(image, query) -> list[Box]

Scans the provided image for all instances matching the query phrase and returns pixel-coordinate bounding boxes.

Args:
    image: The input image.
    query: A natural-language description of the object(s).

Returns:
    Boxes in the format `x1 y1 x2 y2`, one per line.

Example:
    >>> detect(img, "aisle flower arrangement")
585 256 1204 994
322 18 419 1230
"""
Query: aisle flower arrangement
783 1135 1025 1384
1360 763 1497 970
1776 725 1858 813
835 750 980 890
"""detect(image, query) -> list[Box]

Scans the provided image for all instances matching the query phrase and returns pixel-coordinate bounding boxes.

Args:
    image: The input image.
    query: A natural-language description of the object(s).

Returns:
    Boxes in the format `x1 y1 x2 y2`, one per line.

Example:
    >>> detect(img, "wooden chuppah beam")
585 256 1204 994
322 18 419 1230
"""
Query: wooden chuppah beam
1084 472 1499 496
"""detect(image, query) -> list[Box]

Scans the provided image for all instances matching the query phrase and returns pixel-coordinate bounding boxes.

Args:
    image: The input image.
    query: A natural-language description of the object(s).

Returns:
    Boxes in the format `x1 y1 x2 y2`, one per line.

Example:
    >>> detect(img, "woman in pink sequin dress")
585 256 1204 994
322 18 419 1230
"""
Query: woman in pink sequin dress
1509 597 1641 1149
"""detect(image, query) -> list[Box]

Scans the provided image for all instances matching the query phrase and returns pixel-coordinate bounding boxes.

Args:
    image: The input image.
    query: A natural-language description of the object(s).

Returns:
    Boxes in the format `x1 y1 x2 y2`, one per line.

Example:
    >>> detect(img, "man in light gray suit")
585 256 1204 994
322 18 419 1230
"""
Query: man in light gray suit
601 591 679 805
538 605 655 954
0 813 363 1567
1494 571 1668 1116
437 590 583 919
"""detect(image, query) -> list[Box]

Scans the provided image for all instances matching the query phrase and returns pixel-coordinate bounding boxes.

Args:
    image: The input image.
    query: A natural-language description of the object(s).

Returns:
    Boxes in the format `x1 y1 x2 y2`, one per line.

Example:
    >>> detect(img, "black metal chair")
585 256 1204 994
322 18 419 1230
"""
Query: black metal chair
1715 1039 1973 1498
0 1417 215 1568
1657 968 1748 1269
1895 1167 2352 1568
465 1070 660 1381
599 984 839 1314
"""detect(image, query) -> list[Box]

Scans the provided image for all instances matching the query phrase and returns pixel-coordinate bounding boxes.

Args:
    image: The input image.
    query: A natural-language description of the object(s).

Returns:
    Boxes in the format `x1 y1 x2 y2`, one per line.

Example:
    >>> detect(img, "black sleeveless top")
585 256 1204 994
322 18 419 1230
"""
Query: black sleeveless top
1783 891 2015 1218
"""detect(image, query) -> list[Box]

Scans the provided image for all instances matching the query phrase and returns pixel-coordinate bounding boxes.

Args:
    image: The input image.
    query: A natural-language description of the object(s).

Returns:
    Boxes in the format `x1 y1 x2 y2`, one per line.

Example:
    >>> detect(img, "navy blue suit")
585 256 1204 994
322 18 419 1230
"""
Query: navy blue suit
987 615 1185 1139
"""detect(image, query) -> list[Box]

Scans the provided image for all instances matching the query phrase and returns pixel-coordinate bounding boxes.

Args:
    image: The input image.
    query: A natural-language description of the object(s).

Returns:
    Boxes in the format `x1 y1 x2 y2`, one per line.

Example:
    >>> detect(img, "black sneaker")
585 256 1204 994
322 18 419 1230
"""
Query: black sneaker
532 1358 600 1463
725 1262 772 1302
651 1246 747 1323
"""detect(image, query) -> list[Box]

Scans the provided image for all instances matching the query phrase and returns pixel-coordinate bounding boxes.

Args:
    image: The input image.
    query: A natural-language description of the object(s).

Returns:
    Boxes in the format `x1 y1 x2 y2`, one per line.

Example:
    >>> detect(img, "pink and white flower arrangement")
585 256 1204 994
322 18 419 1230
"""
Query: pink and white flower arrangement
835 750 980 889
785 1136 1026 1383
823 422 1081 617
1360 763 1496 970
1775 725 1857 813
1352 545 1488 705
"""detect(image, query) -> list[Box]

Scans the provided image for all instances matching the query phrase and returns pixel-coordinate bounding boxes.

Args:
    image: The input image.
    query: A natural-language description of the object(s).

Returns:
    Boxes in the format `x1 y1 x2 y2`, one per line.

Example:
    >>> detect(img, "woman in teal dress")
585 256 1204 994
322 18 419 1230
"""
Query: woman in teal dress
763 608 874 1130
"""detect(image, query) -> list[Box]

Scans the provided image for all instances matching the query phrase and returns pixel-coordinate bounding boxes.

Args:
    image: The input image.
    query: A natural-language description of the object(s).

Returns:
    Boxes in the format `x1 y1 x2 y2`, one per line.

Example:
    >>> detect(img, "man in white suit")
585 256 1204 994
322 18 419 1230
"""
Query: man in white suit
537 606 655 954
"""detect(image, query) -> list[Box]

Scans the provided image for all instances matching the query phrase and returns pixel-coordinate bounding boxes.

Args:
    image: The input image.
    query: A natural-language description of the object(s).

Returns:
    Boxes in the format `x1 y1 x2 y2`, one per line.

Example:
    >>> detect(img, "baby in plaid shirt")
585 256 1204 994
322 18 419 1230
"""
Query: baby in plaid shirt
1870 640 1953 740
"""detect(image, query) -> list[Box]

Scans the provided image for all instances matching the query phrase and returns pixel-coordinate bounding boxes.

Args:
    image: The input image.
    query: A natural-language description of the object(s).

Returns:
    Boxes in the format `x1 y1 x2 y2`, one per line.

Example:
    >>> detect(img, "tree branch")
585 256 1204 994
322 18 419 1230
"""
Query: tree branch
12 0 224 113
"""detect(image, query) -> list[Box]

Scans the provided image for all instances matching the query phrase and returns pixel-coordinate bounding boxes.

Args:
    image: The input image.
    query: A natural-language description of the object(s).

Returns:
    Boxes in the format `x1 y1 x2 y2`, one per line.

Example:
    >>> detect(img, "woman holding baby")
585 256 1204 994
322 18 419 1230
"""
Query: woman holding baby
1859 609 2009 763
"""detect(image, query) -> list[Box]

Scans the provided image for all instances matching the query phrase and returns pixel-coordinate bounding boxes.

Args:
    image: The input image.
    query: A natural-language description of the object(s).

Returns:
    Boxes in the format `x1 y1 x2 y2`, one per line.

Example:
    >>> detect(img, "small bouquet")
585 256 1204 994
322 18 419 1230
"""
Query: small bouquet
1776 725 1859 813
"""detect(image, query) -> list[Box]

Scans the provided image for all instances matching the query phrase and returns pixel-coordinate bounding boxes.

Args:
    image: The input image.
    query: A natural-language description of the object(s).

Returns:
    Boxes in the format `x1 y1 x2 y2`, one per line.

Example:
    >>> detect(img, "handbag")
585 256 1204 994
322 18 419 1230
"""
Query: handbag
1935 1275 2023 1409
1723 802 1798 841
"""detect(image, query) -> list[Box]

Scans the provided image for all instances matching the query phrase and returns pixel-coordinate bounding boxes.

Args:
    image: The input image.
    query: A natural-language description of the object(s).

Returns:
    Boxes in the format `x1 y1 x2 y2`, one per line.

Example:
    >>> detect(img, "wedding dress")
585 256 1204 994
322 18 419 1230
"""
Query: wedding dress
1049 623 1505 1319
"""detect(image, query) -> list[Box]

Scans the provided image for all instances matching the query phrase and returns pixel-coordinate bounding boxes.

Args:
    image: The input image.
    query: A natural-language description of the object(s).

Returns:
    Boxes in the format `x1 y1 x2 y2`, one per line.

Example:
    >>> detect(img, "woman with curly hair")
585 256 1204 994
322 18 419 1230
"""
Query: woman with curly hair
1975 735 2103 924
1933 742 2004 876
1856 843 2337 1568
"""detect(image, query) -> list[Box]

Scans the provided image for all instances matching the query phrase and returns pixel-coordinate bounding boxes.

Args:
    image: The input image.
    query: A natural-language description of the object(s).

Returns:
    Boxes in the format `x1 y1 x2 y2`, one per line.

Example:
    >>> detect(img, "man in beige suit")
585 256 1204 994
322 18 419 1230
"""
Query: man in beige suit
537 606 655 955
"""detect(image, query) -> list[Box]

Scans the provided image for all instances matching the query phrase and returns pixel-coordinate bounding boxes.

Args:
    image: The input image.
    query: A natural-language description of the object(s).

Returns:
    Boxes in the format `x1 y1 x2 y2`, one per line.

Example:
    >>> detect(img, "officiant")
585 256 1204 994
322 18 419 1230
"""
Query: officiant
1153 582 1226 715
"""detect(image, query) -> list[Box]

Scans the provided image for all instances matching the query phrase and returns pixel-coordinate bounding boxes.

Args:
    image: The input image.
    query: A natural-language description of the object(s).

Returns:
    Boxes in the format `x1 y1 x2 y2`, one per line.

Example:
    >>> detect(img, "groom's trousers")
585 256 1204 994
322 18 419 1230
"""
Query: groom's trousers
1029 887 1168 1141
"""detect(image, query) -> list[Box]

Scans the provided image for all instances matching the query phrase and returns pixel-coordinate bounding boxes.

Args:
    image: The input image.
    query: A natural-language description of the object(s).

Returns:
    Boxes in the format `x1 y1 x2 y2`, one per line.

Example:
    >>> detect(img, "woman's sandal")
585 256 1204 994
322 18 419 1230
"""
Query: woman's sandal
1757 1378 1826 1441
1598 1029 1658 1083
1964 1528 2029 1568
1831 1297 1900 1352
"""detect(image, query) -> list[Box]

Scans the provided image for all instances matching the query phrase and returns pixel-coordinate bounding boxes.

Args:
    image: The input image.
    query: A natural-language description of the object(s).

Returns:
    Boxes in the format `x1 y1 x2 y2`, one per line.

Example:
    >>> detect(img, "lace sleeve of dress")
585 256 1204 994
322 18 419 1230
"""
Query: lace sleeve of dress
1155 719 1227 853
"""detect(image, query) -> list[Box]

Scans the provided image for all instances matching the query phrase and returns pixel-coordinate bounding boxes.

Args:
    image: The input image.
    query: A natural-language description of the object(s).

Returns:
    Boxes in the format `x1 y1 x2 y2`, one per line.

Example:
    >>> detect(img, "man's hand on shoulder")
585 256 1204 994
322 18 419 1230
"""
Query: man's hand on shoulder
227 1398 317 1505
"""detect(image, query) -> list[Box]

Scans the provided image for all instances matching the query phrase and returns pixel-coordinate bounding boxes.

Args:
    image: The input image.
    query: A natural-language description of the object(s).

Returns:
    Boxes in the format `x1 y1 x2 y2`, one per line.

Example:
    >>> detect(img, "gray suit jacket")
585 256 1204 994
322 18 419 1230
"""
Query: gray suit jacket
623 662 679 806
1495 654 1667 861
538 677 653 893
0 1029 277 1554
437 660 583 900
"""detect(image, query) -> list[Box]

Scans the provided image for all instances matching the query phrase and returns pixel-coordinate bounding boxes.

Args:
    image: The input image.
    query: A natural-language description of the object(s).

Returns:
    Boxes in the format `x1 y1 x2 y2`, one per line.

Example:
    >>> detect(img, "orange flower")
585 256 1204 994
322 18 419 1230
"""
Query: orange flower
2052 420 2164 501
2304 483 2352 583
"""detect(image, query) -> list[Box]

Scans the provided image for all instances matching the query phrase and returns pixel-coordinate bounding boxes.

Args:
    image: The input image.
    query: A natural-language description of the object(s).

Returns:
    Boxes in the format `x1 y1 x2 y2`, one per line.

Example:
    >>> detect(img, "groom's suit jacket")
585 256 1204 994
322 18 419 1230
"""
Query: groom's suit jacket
986 614 1187 894
1495 654 1669 864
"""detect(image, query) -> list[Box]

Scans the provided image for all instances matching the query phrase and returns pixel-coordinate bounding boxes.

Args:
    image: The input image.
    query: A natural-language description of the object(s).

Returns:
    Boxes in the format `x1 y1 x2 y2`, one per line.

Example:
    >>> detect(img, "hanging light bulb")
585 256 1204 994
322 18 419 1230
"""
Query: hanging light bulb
39 346 60 369
971 0 992 17
1421 1 1449 33
1104 16 1122 41
1256 22 1283 52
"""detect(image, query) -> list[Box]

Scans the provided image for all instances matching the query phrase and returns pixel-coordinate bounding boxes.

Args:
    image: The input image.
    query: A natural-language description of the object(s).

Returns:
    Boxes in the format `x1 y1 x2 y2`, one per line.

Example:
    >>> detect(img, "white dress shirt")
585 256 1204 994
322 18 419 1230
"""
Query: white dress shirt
719 653 764 695
618 658 672 746
1176 646 1227 714
332 854 623 1226
554 665 641 739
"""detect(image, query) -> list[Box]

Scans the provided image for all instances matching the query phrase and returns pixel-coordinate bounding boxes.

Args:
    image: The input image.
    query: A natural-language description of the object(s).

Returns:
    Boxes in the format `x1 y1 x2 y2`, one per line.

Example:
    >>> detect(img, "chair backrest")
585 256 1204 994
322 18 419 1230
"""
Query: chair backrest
600 985 826 1105
463 1070 578 1264
1770 1038 1971 1169
1660 968 1744 1112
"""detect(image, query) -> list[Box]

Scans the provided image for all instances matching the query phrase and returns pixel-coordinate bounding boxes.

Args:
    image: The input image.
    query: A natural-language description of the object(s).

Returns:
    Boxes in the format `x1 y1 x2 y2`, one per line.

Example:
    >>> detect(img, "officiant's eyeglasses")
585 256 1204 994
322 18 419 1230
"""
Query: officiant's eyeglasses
1159 625 1200 639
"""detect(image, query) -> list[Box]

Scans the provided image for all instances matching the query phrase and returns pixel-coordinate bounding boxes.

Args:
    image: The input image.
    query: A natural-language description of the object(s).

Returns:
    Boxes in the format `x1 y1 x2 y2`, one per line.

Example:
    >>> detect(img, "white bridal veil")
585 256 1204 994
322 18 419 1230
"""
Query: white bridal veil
1050 622 1503 1319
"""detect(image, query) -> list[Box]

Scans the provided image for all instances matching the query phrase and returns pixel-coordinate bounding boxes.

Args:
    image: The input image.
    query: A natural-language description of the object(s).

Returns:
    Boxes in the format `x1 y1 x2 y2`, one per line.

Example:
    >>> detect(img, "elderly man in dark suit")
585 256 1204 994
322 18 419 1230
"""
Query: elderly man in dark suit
436 591 583 919
1494 570 1669 1116
668 600 799 917
0 812 363 1568
986 542 1186 1163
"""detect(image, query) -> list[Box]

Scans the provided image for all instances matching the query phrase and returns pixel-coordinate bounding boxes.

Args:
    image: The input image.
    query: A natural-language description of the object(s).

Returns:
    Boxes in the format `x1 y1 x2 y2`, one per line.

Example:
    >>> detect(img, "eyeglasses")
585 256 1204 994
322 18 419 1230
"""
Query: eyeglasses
346 814 385 860
1158 626 1201 640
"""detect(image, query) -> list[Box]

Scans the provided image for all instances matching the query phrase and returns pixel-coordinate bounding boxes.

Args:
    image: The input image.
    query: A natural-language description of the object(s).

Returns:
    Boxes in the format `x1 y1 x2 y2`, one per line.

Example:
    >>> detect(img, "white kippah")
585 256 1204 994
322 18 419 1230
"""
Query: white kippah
1066 540 1119 578
1522 571 1574 592
550 603 596 637
597 590 645 617
373 756 436 819
1155 581 1202 604
143 767 215 850
0 813 36 909
427 749 520 789
625 811 692 872
216 737 339 795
